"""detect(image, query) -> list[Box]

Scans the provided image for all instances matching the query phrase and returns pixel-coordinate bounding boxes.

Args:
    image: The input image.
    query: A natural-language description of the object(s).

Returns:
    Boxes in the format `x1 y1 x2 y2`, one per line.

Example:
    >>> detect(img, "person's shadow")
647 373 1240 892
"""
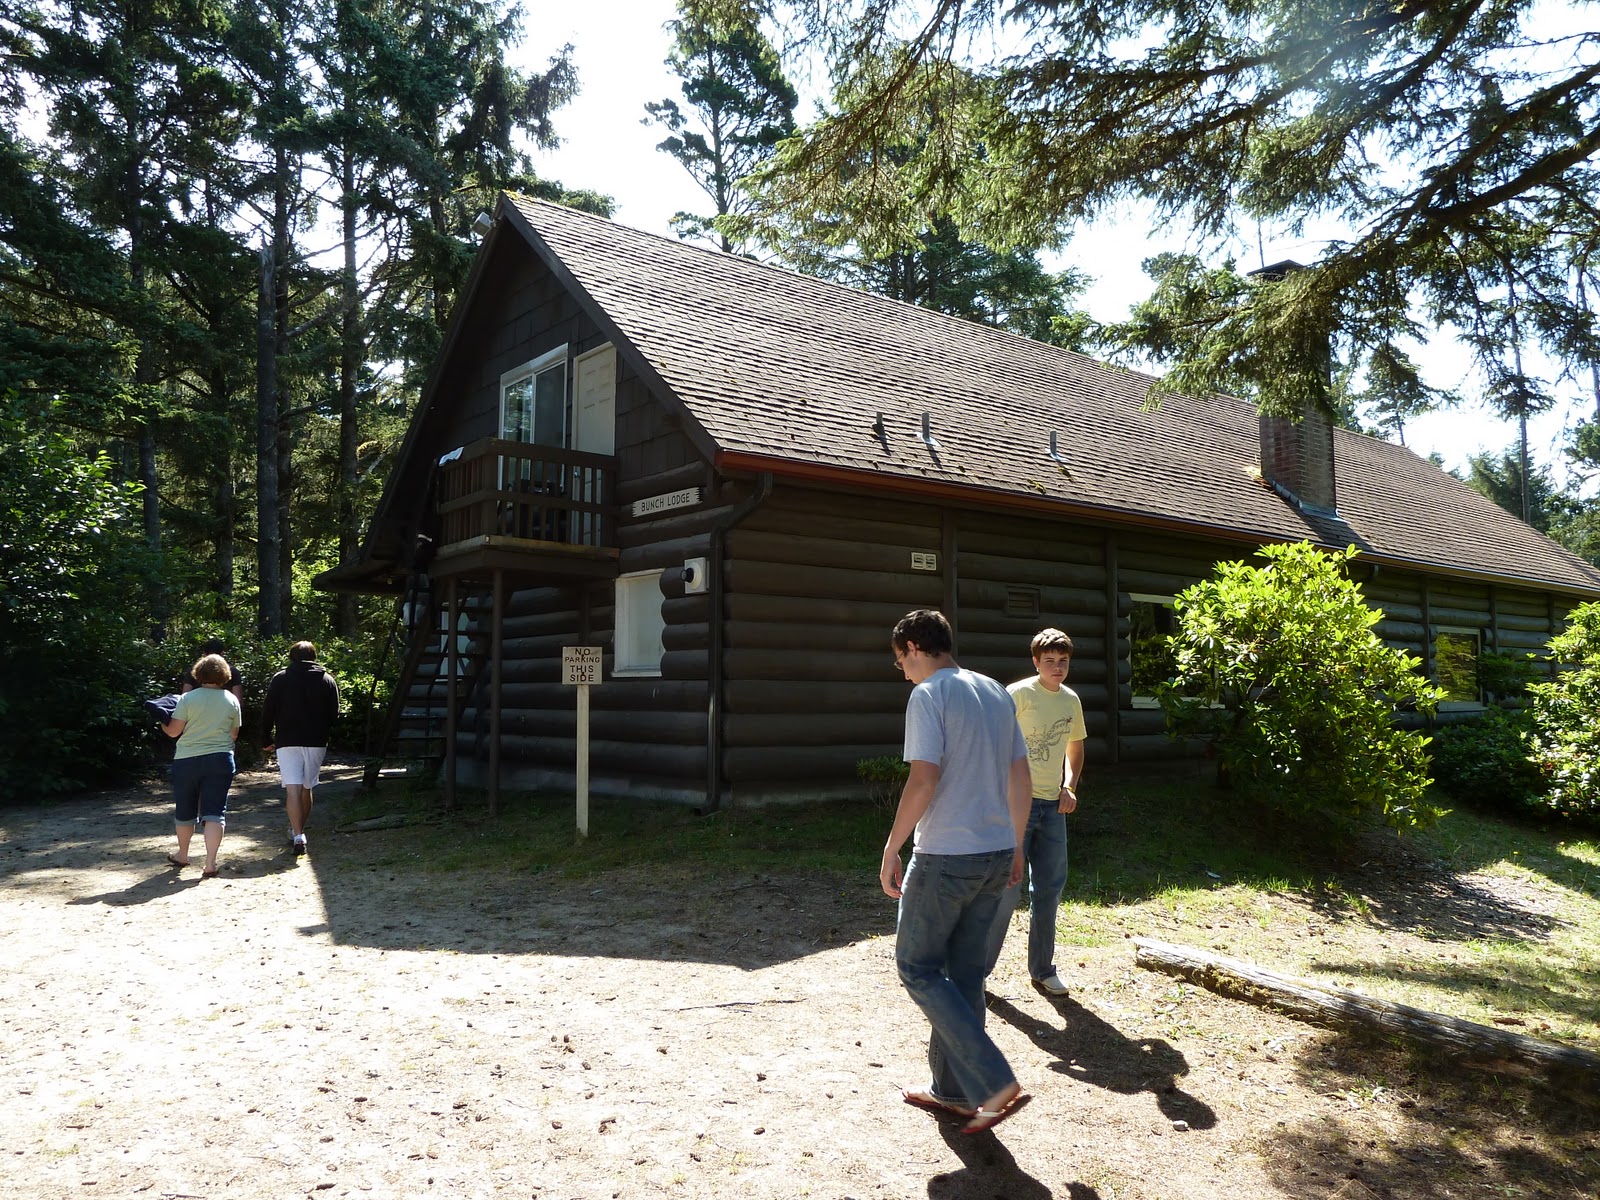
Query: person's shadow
925 1119 1082 1200
989 993 1217 1130
66 868 200 906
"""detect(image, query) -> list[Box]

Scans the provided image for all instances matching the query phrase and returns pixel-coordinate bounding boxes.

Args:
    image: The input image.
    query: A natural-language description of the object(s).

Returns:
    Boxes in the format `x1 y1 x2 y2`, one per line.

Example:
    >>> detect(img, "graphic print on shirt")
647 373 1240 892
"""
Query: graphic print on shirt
1024 716 1074 764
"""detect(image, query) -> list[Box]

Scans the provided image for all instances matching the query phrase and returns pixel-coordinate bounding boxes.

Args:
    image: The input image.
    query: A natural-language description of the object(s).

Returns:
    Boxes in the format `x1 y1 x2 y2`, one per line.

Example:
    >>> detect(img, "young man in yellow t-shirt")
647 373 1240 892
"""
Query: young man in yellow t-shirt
982 628 1086 996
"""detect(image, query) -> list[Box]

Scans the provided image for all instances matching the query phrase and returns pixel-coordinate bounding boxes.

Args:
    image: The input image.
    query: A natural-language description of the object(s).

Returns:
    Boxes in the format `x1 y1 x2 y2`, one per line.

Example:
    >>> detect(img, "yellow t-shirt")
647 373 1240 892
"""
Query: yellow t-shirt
1007 676 1086 800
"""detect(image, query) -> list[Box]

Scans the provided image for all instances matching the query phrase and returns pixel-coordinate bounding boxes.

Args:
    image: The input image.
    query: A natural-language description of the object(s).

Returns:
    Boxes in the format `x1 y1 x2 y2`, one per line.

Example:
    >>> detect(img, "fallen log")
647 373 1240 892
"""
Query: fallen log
1134 937 1600 1086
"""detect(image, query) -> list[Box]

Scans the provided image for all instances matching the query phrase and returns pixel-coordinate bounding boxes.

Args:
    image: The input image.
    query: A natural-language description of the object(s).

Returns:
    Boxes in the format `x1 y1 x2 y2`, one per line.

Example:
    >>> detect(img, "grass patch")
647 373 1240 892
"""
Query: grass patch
331 783 884 878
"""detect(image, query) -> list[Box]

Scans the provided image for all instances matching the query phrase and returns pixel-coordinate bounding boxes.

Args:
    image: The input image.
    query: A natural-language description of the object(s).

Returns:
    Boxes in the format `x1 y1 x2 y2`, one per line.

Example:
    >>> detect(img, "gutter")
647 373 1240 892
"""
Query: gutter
702 471 775 814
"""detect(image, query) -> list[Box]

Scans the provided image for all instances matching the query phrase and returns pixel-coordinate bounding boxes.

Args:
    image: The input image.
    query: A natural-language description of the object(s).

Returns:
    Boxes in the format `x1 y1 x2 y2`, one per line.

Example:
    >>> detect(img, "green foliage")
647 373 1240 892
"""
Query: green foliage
0 403 165 794
765 1 1600 424
644 6 797 252
855 754 908 812
1156 542 1444 831
1528 602 1600 820
1429 706 1547 813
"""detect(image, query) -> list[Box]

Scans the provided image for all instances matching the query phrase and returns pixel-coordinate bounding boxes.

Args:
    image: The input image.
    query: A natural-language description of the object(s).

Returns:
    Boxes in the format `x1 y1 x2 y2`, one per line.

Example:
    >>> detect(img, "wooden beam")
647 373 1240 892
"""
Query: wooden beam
1134 938 1600 1086
445 577 458 811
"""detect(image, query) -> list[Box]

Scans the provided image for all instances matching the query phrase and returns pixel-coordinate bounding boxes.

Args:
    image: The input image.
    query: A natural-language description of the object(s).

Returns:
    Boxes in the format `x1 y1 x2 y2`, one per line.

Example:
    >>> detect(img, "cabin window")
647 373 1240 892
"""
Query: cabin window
1129 593 1178 708
1433 627 1483 709
500 346 568 448
614 570 665 676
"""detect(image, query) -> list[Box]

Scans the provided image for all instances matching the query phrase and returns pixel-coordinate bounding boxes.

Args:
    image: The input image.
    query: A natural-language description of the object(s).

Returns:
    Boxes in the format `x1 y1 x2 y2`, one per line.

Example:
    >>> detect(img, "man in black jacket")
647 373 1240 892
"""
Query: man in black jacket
262 641 340 855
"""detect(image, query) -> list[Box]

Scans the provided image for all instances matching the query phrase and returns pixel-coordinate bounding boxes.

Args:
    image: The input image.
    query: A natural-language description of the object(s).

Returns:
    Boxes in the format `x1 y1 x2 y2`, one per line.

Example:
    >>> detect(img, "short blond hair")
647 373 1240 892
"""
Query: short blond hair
191 653 231 687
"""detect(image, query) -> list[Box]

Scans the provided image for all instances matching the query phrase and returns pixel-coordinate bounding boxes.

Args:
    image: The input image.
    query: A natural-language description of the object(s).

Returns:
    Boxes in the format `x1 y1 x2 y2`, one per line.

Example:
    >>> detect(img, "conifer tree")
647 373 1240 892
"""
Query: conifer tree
645 6 798 252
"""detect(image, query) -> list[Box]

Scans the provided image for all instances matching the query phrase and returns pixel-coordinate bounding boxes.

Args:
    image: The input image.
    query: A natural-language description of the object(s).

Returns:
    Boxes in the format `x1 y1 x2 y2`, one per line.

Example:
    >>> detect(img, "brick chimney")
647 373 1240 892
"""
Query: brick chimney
1251 260 1338 517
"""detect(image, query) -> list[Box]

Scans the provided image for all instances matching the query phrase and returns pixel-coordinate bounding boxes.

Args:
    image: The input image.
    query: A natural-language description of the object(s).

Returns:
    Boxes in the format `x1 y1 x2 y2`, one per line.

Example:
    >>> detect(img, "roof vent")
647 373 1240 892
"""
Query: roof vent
921 412 940 450
1048 431 1068 465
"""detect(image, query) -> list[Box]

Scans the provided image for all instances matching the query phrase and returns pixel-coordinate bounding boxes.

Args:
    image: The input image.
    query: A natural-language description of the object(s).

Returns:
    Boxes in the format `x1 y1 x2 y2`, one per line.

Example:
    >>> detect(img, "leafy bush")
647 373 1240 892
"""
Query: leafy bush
1429 706 1546 811
0 408 165 795
1157 542 1444 831
1527 601 1600 819
856 755 908 812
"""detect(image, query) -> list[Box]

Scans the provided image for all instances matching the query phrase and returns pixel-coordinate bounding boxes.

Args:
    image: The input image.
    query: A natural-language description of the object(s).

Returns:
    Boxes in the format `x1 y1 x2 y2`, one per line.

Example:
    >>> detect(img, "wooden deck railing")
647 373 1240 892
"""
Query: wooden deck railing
435 437 616 549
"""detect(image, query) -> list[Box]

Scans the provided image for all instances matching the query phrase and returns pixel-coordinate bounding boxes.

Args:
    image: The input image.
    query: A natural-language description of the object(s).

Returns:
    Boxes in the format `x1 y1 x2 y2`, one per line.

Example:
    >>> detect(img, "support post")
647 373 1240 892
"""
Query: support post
445 576 459 810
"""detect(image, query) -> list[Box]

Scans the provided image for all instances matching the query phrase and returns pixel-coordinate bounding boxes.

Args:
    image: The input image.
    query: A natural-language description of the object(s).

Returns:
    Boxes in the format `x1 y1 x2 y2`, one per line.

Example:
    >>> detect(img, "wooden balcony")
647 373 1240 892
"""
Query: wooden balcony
431 437 620 581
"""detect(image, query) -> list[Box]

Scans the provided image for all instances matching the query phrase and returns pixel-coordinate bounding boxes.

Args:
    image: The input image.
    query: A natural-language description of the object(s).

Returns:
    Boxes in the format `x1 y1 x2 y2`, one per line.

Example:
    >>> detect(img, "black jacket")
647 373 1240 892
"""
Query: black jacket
261 660 339 748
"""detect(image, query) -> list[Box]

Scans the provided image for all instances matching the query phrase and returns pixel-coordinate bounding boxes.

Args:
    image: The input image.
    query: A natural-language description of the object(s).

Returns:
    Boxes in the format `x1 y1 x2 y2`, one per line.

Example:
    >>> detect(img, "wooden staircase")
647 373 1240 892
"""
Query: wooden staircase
364 582 485 786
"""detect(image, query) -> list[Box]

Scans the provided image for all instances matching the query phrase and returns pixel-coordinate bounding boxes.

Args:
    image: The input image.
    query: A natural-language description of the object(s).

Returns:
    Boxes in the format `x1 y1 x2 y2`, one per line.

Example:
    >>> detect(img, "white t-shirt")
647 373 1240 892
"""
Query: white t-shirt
903 666 1027 855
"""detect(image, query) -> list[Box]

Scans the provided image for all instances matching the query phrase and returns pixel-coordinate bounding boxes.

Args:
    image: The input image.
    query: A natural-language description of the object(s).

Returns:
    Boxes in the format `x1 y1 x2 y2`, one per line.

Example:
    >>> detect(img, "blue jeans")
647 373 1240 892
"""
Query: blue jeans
171 751 235 827
983 798 1067 980
896 848 1018 1109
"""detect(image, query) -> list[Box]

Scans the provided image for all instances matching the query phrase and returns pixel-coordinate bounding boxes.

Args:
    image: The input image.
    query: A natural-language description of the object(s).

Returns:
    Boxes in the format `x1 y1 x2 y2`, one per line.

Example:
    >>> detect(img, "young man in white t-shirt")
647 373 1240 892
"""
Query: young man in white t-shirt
983 628 1087 996
881 609 1034 1134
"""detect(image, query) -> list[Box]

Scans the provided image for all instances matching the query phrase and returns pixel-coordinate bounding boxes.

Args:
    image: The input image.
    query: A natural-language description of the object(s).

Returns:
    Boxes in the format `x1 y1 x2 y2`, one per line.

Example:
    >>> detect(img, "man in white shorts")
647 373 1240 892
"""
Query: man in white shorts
262 641 340 855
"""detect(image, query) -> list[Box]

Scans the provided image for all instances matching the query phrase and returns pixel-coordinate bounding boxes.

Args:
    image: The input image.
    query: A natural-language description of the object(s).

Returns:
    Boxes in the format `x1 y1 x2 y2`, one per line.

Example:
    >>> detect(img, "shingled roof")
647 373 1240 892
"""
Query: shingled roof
495 194 1600 597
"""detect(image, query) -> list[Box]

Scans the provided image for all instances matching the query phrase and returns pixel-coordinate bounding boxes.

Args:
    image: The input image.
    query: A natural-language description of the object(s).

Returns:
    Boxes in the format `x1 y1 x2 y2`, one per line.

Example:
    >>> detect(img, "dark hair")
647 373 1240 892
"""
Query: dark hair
1031 628 1074 658
289 640 317 663
192 653 231 687
892 609 953 656
198 637 226 656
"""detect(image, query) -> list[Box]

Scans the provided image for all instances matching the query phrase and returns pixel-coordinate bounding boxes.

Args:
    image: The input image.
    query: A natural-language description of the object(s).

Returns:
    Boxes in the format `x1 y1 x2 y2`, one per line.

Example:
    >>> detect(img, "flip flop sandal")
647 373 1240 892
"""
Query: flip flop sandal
902 1089 975 1118
165 853 189 868
200 866 219 879
961 1091 1032 1135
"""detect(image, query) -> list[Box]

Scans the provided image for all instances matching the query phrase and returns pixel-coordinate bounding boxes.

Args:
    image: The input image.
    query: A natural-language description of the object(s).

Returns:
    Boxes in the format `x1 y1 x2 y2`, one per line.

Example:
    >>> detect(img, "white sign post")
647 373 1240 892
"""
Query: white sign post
561 646 603 835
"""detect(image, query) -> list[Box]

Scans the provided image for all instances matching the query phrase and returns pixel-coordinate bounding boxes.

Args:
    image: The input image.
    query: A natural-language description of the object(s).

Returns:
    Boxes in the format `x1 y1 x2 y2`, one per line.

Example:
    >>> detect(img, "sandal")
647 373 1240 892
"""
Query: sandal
165 853 189 868
200 866 219 879
961 1090 1031 1135
902 1088 975 1118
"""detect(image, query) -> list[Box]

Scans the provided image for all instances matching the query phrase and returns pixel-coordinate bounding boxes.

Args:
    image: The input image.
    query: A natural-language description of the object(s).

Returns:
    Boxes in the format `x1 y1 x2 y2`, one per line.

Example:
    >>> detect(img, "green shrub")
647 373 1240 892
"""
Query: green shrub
1527 601 1600 819
856 755 908 812
1429 706 1546 811
1157 542 1444 831
0 409 166 795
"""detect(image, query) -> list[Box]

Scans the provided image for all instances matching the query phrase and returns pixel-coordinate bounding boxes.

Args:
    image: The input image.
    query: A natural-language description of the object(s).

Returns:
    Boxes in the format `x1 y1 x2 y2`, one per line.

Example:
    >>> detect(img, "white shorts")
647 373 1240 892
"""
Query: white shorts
276 746 327 789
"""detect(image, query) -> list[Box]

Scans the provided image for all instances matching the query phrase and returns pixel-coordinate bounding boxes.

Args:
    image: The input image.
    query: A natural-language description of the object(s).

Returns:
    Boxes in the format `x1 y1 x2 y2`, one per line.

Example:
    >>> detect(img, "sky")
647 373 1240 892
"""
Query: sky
520 3 1586 486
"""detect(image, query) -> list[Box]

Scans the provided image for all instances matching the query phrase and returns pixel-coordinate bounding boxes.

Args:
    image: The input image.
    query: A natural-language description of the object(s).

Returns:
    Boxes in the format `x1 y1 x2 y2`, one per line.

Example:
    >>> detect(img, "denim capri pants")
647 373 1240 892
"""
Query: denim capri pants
171 751 235 827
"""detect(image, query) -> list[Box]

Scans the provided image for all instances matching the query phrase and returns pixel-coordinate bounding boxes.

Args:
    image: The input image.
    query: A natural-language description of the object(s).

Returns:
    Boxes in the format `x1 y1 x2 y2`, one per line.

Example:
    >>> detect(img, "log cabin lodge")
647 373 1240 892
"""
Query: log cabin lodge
317 194 1600 809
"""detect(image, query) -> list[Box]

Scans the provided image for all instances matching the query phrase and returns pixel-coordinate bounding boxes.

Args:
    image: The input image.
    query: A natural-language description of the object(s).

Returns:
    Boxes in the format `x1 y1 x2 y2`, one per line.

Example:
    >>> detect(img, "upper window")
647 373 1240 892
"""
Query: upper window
614 570 665 677
501 346 568 447
1130 594 1178 707
1433 627 1483 708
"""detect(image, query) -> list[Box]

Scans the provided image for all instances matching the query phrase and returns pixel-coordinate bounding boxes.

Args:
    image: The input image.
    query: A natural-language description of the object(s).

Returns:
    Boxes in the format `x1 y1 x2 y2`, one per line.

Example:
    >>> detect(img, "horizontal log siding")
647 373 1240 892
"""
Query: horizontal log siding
454 361 720 795
956 509 1111 760
718 488 942 793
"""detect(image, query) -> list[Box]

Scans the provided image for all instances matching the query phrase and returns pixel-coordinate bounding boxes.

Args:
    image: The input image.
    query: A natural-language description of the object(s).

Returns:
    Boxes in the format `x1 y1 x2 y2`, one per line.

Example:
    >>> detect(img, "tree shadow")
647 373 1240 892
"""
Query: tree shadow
1265 1029 1600 1197
987 994 1216 1130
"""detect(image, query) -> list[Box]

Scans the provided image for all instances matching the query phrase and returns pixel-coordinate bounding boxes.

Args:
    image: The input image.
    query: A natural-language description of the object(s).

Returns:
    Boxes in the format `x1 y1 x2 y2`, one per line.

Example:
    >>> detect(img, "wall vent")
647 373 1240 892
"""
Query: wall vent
1004 585 1041 618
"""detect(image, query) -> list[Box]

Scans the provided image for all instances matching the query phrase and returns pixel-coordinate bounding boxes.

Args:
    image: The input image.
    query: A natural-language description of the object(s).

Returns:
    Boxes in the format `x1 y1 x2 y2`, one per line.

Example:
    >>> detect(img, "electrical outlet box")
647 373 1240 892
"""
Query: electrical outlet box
683 556 710 594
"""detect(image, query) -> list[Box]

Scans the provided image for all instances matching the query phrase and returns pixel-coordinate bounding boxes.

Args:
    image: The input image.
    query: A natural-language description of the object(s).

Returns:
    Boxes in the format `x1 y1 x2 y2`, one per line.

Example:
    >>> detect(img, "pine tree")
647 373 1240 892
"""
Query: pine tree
645 6 798 252
760 0 1600 422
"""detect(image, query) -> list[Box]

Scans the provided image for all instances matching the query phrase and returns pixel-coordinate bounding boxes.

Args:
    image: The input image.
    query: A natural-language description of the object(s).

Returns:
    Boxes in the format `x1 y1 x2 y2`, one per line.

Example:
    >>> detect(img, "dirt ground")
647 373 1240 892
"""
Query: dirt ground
3 765 1598 1200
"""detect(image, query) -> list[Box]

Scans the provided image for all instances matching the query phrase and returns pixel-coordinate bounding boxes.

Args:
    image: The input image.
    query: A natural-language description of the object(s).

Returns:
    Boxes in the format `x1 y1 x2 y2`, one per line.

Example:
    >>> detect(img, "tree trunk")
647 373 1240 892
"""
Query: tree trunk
273 139 294 633
256 241 281 637
337 146 361 636
1134 938 1600 1086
